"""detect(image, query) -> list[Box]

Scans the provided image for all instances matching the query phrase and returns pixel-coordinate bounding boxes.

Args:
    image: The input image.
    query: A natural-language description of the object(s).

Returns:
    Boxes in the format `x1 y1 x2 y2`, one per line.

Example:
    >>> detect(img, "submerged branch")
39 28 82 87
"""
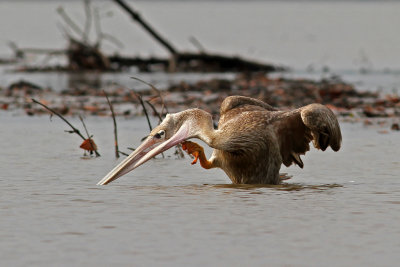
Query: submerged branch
134 92 153 131
145 100 163 124
131 76 169 115
79 115 91 138
103 90 127 158
31 98 100 156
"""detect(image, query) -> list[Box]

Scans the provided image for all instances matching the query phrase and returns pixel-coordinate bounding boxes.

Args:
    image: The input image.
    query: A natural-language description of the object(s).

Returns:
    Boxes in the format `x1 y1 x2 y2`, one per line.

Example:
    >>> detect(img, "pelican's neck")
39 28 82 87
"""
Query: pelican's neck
172 108 225 149
175 109 218 148
191 111 223 149
196 120 217 147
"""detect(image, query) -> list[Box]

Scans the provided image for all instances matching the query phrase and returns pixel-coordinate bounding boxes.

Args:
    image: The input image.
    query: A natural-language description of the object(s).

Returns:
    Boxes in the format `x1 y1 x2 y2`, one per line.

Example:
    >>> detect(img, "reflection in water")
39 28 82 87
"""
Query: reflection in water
116 182 343 193
210 183 343 192
68 72 101 89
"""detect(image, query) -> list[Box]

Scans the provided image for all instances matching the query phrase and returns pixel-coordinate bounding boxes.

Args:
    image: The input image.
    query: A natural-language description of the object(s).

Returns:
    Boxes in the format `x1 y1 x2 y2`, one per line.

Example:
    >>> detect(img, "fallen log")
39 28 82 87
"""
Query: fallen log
109 55 169 71
112 0 178 55
31 98 101 157
112 0 284 73
108 53 283 73
11 0 285 73
174 52 283 72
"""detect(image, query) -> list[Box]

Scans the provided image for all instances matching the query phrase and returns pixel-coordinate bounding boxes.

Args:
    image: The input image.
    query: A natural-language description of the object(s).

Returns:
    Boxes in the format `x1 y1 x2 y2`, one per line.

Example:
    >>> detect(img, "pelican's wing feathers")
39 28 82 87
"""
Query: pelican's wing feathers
217 96 341 169
273 103 342 168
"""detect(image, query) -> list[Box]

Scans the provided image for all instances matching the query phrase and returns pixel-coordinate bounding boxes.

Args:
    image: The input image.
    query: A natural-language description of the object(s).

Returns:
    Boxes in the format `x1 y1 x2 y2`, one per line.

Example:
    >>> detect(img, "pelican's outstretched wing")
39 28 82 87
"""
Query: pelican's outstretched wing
274 104 342 168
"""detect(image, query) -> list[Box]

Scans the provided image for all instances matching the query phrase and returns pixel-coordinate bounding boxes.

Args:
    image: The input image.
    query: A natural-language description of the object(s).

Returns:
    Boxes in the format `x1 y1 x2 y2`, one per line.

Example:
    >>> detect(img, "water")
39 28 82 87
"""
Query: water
1 0 400 266
0 0 400 93
1 114 400 266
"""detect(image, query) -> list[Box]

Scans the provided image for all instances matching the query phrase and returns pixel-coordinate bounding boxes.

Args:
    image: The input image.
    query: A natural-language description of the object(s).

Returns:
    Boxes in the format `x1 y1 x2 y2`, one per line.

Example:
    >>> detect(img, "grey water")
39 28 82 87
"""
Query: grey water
1 114 400 266
1 0 400 266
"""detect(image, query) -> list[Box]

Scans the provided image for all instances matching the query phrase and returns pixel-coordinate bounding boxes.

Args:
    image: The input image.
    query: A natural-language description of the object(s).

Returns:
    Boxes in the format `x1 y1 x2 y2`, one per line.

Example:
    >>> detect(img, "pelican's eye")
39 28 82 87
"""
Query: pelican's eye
154 130 166 139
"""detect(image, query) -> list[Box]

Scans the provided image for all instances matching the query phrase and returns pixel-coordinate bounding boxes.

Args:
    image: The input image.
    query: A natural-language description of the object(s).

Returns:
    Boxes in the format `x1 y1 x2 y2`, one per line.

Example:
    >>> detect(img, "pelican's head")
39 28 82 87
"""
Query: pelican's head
97 109 212 185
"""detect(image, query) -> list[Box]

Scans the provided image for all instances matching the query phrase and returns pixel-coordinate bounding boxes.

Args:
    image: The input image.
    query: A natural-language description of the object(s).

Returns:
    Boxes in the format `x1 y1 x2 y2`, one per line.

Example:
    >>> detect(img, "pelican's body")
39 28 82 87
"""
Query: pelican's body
98 96 341 185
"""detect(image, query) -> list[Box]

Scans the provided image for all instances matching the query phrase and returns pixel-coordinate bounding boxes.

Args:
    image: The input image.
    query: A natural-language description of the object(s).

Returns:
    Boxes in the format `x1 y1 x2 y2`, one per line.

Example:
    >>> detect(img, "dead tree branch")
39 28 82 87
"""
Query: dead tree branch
145 100 163 124
83 0 92 44
131 76 169 115
104 90 128 158
79 115 91 138
31 98 100 157
112 0 178 55
57 6 85 41
93 6 123 49
189 36 206 53
134 92 153 131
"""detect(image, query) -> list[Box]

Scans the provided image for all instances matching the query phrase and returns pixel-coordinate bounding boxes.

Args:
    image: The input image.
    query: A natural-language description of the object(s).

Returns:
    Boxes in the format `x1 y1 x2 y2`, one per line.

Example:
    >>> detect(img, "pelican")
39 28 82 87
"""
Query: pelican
97 96 341 185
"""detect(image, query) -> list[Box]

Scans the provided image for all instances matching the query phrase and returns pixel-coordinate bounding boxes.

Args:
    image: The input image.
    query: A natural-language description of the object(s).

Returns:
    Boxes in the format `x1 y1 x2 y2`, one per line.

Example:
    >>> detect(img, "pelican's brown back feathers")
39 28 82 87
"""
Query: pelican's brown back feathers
209 96 342 184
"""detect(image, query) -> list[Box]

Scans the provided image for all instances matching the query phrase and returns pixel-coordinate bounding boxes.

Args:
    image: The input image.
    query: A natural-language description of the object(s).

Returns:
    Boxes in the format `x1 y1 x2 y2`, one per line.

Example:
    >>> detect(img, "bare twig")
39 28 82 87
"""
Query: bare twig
99 33 124 49
93 6 102 44
119 150 129 156
103 90 122 158
126 85 170 159
135 93 153 131
79 115 91 138
131 76 169 115
145 100 163 124
174 145 185 159
132 91 165 158
94 6 124 49
189 36 206 53
8 47 66 56
112 0 178 55
57 6 85 40
31 98 100 157
83 0 92 44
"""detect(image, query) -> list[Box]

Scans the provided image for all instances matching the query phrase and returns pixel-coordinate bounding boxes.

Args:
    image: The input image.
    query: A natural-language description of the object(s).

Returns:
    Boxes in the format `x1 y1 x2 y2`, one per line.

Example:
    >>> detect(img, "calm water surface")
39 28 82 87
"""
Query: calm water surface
1 114 399 266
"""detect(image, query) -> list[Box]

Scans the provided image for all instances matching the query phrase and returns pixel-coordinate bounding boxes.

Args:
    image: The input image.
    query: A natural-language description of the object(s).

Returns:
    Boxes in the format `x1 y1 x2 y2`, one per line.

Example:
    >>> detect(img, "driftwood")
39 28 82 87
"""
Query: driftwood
173 52 281 73
131 76 169 116
11 0 283 73
67 38 110 70
110 52 282 72
112 0 283 73
112 0 178 55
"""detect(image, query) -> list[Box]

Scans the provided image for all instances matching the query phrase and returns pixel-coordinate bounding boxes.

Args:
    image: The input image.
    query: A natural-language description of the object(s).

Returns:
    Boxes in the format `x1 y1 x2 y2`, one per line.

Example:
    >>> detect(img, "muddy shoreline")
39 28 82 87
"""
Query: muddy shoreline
1 73 399 130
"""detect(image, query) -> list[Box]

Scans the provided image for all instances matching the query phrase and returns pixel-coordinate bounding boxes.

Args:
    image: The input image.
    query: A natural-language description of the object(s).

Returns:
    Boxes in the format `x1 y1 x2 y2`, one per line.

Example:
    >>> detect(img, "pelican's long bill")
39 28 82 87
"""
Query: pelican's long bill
97 123 189 185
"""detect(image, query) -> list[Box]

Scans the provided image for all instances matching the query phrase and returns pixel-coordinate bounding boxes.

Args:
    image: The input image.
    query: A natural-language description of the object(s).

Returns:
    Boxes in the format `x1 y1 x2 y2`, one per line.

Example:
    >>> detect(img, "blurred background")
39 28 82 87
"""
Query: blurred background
2 2 400 266
0 0 399 92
